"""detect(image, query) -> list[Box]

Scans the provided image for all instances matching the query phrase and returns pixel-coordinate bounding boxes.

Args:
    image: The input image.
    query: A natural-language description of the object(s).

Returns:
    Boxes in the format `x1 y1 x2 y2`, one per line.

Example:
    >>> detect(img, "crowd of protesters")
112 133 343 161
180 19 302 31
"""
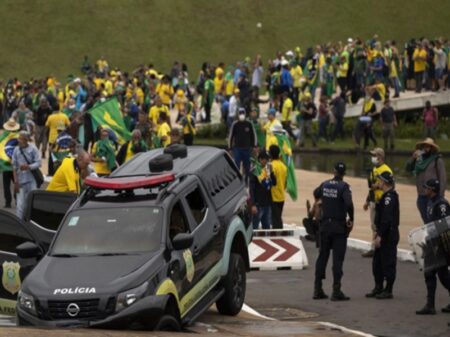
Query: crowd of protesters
0 36 448 148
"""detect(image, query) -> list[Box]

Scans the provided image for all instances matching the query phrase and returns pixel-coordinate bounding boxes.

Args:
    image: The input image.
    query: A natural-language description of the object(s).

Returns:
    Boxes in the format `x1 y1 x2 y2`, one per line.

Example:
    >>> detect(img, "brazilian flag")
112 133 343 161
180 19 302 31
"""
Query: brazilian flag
0 131 19 172
88 97 131 144
274 133 298 201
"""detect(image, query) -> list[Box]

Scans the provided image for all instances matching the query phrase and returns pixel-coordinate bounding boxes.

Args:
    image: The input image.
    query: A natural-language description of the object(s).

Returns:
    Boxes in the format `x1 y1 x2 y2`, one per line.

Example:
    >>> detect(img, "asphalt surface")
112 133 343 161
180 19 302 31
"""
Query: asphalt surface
246 240 450 337
1 176 449 336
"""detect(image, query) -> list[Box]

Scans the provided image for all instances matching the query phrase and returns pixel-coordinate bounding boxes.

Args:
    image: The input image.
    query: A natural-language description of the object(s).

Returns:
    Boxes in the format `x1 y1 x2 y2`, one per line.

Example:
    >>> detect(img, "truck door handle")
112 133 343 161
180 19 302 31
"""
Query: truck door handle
213 223 220 233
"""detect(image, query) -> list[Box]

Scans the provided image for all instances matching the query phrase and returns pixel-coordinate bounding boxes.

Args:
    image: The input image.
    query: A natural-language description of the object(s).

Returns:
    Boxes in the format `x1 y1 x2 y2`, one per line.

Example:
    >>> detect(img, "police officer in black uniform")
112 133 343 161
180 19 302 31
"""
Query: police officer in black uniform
366 171 399 299
416 179 450 315
313 162 354 301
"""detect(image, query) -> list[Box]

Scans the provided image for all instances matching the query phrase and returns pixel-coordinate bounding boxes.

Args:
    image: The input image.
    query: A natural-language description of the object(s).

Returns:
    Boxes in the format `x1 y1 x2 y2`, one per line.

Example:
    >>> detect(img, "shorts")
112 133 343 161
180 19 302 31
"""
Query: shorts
435 68 445 80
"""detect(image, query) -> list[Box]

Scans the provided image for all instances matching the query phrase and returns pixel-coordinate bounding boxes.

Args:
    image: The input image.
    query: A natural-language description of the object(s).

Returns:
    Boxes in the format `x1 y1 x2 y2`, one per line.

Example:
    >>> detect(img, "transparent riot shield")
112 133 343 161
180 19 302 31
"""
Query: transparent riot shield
408 216 450 273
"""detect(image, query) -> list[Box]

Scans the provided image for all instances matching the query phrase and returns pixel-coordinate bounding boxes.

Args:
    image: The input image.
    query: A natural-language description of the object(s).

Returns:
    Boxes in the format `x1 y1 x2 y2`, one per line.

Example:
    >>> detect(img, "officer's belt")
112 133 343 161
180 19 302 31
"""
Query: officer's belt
321 218 346 224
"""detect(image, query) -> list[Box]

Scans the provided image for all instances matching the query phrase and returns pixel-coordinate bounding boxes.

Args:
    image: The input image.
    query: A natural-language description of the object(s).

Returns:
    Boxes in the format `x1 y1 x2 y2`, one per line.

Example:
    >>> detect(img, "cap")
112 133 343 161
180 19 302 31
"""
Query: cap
379 171 394 185
423 179 440 193
281 59 289 66
334 162 346 175
285 50 294 57
370 147 385 159
268 108 276 116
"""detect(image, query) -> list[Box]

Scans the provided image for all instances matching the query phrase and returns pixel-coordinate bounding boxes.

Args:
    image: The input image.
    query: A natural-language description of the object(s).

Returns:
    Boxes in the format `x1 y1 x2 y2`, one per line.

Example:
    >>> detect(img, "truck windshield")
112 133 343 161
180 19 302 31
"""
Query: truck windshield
51 207 162 256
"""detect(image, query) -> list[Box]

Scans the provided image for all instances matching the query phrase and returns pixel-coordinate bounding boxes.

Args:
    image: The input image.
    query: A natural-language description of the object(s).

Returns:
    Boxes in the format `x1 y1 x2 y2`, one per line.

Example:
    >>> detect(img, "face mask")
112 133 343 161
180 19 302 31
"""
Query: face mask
69 104 75 109
371 157 379 165
238 114 245 121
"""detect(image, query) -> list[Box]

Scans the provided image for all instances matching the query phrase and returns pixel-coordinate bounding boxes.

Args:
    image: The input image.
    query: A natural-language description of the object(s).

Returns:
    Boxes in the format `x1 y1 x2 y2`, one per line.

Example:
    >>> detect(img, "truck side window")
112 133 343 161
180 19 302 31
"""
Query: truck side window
185 186 207 228
0 233 30 254
169 202 189 241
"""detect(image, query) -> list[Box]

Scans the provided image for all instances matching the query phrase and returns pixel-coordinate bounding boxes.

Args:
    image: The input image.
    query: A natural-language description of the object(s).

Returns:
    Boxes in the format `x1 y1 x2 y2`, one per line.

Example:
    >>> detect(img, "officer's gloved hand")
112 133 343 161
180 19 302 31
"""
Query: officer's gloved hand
346 220 353 235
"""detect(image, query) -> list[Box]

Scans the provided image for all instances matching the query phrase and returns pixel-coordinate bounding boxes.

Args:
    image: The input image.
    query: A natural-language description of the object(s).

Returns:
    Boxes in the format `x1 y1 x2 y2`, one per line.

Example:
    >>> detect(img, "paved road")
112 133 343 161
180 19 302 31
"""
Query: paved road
246 240 450 337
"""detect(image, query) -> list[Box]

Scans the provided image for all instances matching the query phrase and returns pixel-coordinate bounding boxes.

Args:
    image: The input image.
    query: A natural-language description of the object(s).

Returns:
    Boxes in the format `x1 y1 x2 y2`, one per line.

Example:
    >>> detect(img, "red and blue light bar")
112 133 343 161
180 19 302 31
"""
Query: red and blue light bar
85 174 175 190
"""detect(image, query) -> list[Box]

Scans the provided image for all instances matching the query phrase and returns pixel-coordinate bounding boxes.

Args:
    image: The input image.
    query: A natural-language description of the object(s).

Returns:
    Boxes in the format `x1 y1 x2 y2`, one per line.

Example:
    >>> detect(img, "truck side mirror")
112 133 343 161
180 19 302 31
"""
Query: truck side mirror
172 233 194 250
16 242 43 259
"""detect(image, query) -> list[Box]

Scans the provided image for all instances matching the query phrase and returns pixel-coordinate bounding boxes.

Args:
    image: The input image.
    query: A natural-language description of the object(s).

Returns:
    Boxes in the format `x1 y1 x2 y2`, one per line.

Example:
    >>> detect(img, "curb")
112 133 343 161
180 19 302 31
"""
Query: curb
318 322 376 337
293 225 416 263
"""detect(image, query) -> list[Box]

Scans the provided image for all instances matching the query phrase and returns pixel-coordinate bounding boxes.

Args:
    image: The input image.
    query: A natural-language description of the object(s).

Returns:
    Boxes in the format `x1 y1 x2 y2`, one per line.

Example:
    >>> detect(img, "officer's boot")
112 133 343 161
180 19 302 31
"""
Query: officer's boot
416 293 436 315
331 283 350 301
376 282 394 299
313 281 328 300
365 284 383 298
441 289 450 312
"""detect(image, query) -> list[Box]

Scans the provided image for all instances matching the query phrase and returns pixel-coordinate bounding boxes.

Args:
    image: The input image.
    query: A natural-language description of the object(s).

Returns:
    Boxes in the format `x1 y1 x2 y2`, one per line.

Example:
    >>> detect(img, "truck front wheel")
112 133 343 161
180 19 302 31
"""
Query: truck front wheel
216 253 246 315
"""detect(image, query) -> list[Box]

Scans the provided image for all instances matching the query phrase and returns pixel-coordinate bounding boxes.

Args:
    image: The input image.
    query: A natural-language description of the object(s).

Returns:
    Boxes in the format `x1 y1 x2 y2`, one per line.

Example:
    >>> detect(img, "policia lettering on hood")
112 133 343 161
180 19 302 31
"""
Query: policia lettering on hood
53 287 96 295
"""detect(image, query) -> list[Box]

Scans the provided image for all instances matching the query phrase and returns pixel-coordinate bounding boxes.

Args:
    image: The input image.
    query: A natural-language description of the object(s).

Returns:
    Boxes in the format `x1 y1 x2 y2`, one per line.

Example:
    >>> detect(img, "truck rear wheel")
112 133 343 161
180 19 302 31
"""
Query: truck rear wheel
216 253 246 315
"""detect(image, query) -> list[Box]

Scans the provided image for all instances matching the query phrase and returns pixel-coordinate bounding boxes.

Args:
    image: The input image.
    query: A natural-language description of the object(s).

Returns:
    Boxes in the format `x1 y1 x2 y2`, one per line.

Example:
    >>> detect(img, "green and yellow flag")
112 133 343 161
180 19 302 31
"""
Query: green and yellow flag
88 97 131 144
0 131 19 172
274 133 298 201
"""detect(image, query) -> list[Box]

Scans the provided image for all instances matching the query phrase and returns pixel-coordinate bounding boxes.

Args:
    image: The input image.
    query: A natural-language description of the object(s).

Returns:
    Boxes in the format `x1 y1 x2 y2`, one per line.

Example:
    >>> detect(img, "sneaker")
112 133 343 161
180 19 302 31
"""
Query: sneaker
376 291 393 300
442 304 450 313
416 305 436 315
361 250 374 258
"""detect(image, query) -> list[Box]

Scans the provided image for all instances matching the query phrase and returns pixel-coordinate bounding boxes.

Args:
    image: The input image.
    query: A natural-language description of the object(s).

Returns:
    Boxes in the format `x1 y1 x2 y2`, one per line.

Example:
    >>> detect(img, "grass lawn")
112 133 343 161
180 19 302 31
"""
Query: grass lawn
0 0 449 79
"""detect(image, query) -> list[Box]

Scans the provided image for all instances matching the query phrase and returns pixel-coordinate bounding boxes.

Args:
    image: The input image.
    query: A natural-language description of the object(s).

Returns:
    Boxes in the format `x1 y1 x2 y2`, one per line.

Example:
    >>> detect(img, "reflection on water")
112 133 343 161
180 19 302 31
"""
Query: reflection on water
293 153 450 186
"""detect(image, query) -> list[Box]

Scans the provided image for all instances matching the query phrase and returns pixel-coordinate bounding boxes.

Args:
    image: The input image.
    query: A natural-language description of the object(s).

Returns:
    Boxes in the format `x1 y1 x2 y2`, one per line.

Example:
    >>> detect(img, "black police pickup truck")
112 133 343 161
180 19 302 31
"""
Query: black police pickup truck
0 145 252 330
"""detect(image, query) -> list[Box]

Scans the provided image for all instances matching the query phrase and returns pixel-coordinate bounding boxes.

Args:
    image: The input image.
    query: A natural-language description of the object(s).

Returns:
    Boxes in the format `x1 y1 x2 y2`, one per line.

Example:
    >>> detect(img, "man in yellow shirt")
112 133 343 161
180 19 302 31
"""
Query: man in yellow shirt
148 96 170 130
269 145 287 229
280 91 295 139
45 110 70 148
214 67 225 98
96 56 109 76
290 61 303 109
47 150 91 194
157 112 171 148
155 76 174 107
336 55 349 94
264 108 281 151
413 43 427 93
362 147 393 257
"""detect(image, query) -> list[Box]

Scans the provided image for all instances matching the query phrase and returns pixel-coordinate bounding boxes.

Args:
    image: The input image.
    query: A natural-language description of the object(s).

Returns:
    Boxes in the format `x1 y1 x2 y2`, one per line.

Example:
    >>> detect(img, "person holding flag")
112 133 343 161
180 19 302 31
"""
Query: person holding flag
91 128 117 176
88 96 131 146
48 124 73 175
266 123 298 201
116 129 148 165
268 145 287 229
0 118 20 208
